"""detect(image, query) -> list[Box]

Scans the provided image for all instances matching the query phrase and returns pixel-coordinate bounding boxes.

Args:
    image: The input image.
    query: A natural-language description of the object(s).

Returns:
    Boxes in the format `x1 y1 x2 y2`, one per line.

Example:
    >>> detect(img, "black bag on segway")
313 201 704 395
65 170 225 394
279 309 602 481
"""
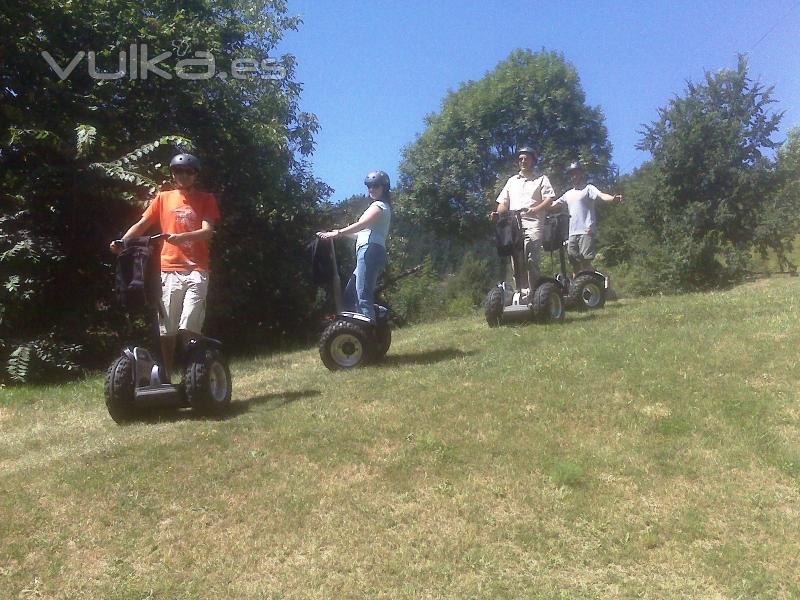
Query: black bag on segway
542 213 570 252
495 214 523 257
115 237 160 310
308 236 335 287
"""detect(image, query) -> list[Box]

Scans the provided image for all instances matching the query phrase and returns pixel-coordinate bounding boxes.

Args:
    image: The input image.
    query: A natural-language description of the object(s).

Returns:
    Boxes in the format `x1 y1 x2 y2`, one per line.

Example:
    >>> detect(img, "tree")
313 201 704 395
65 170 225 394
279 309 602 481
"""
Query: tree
754 127 800 273
0 0 326 381
398 49 613 240
0 128 191 381
633 55 785 288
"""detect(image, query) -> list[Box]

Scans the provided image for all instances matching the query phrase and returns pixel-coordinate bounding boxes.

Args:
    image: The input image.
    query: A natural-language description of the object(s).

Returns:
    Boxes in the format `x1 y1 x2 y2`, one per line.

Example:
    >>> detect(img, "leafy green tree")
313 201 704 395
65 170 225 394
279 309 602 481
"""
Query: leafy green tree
1 0 325 381
398 49 613 240
0 128 190 381
633 55 785 288
754 127 800 273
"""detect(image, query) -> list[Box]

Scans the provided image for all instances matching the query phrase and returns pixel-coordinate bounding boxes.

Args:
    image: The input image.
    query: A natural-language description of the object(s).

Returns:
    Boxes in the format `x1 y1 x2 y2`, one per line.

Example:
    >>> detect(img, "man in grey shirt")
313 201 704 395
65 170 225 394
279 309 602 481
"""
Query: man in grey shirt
552 162 623 275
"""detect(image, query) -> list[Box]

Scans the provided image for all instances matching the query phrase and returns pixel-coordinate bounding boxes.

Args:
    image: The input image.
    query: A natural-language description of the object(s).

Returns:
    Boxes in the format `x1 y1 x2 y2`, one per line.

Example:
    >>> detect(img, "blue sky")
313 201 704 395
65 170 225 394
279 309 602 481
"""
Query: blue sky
278 0 800 202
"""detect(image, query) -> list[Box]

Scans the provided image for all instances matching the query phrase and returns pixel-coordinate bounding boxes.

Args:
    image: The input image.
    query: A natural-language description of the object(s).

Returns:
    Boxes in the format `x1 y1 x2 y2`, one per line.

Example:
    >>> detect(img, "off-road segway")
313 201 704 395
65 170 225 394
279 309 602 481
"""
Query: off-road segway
104 235 232 423
485 210 565 327
539 209 610 311
313 237 419 371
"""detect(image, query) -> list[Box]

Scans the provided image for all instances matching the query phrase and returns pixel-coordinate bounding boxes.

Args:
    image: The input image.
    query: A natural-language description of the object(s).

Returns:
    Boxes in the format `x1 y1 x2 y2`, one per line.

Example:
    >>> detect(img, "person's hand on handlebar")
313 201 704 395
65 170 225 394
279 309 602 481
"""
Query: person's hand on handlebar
110 233 167 254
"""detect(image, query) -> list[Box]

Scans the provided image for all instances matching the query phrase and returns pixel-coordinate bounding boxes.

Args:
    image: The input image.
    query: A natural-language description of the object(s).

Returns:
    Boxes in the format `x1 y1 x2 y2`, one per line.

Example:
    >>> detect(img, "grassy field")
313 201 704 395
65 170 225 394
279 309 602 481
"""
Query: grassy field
2 277 799 599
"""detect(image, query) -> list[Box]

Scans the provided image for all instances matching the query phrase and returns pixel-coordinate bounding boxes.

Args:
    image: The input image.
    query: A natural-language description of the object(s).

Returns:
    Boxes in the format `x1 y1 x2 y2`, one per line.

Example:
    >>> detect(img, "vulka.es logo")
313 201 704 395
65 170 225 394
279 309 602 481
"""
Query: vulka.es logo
41 43 286 81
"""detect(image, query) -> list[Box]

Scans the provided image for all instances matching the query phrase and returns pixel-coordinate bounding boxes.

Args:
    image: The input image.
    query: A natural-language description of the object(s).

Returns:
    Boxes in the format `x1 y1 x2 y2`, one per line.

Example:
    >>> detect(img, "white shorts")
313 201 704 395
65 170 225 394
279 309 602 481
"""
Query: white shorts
159 271 209 336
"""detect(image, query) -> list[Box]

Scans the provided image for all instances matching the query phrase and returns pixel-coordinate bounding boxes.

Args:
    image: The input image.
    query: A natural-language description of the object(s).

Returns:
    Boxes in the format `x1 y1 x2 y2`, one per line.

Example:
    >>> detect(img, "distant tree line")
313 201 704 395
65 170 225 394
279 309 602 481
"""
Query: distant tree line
397 51 799 304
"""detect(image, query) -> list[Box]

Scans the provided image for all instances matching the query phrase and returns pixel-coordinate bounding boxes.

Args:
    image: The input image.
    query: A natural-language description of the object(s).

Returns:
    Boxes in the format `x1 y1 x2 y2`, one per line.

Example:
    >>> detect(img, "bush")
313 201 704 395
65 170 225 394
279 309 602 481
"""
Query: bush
447 252 493 305
444 294 476 317
387 252 495 323
386 258 447 323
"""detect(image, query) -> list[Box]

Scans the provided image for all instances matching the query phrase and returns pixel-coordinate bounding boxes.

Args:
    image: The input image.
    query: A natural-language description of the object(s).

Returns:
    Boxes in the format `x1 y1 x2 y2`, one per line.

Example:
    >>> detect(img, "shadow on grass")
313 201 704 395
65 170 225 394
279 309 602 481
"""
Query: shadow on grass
377 348 477 367
232 389 320 415
565 305 624 321
134 389 320 424
565 312 600 323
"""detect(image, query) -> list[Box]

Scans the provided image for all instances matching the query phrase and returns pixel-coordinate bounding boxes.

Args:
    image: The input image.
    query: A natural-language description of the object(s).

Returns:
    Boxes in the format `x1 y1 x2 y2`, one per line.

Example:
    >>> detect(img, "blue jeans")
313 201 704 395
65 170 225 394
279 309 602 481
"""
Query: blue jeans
343 243 386 321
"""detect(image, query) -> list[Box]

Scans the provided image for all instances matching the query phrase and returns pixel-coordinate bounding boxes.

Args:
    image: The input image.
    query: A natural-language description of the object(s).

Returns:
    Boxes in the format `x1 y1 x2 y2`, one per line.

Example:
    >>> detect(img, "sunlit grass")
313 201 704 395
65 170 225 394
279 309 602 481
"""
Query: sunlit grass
2 276 799 598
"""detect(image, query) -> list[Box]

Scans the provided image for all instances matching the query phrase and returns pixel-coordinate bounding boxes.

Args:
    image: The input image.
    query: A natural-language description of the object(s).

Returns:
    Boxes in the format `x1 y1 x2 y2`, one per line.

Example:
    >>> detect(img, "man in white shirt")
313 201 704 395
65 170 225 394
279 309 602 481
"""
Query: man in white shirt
552 162 623 274
490 146 556 288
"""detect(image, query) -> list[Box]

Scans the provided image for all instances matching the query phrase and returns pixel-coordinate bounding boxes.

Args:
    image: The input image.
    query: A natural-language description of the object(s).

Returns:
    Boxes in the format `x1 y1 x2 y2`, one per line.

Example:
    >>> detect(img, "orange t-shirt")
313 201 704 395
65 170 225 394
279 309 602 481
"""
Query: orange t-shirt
141 189 221 272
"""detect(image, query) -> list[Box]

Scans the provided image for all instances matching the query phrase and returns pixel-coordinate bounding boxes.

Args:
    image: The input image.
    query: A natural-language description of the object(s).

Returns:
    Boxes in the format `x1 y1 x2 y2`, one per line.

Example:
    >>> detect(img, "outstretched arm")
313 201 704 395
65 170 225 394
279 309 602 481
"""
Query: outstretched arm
318 204 383 239
598 191 623 204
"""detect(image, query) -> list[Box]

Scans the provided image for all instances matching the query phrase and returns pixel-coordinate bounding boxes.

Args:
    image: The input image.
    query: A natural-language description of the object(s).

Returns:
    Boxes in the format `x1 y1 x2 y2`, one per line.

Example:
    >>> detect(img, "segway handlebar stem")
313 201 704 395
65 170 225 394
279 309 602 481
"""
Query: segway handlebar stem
328 238 344 314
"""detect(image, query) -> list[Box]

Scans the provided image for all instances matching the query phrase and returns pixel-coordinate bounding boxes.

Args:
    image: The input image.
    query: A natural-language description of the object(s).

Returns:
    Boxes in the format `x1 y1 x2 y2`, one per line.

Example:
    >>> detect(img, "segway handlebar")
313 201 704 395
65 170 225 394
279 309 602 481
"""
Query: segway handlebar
112 233 169 247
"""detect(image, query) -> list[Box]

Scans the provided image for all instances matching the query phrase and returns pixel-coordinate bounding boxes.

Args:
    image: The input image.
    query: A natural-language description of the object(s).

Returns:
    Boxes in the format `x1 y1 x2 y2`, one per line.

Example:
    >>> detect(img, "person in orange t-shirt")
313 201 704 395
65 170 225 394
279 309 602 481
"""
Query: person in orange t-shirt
111 153 220 380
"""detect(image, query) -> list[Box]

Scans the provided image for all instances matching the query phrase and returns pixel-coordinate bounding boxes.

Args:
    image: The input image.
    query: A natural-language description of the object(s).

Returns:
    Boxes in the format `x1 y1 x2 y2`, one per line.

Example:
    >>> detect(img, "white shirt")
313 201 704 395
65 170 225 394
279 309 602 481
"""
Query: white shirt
554 184 602 236
496 172 555 228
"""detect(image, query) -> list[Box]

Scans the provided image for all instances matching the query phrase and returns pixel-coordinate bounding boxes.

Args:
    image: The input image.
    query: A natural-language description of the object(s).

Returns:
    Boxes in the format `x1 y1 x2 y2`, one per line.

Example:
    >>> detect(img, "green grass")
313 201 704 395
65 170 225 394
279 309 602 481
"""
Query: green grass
2 276 800 598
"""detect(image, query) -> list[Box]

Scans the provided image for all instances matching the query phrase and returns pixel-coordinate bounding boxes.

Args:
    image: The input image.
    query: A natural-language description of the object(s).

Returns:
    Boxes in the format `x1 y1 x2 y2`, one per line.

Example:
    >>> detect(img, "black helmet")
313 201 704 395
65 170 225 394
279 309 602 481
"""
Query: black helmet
170 153 201 172
566 161 585 175
364 170 390 190
518 146 538 158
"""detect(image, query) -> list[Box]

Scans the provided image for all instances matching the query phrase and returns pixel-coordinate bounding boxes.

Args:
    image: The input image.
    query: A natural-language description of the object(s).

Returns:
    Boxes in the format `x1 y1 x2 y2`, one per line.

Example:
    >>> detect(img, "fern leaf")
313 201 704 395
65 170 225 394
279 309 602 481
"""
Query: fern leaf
75 124 97 158
109 135 194 167
7 344 32 382
88 163 158 189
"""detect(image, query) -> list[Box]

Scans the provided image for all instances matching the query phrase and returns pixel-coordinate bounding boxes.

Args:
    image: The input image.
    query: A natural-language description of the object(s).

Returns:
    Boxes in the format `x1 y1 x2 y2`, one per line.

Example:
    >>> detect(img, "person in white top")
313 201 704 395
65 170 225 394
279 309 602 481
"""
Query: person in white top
490 146 556 288
552 162 623 275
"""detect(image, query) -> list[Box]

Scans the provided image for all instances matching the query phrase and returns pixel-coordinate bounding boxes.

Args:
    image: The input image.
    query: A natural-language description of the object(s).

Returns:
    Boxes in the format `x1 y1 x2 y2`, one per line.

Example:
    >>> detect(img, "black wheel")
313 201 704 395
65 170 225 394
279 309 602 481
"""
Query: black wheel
484 287 504 327
183 349 232 415
320 320 370 371
104 355 137 423
372 322 391 361
560 276 577 310
532 282 565 323
569 274 606 310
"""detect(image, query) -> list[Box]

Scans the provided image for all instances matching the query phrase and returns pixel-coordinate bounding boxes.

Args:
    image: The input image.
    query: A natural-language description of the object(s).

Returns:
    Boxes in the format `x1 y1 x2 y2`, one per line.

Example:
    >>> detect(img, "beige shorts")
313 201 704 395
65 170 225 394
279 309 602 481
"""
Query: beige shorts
567 233 597 263
159 271 209 336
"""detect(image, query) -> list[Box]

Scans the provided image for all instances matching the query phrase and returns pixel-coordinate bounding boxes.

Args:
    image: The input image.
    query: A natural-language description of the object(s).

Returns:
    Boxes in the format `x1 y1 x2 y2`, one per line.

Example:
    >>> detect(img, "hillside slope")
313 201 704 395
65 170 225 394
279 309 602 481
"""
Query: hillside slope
2 278 799 598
